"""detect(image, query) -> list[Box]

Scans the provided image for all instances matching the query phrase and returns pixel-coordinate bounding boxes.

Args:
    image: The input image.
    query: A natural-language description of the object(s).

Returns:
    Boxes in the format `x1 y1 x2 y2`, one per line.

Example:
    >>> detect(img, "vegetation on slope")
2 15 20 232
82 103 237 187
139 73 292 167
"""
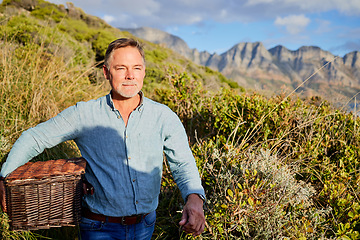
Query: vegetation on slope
1 1 360 239
155 74 360 239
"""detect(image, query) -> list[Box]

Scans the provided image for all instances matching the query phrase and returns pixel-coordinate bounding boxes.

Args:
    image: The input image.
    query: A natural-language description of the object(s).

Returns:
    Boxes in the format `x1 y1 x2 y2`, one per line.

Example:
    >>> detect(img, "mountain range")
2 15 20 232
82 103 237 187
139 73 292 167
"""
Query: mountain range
122 27 360 105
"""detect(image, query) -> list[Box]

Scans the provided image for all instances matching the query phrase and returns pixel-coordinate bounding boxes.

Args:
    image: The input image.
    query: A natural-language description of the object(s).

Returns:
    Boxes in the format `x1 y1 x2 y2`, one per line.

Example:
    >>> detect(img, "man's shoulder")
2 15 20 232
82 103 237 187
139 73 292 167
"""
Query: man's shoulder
143 97 173 112
75 95 107 108
142 97 182 125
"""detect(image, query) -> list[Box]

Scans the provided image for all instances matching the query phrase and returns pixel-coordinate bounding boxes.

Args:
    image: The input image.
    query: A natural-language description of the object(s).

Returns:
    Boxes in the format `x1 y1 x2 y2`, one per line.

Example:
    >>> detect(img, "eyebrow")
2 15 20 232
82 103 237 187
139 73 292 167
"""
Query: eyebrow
113 64 144 68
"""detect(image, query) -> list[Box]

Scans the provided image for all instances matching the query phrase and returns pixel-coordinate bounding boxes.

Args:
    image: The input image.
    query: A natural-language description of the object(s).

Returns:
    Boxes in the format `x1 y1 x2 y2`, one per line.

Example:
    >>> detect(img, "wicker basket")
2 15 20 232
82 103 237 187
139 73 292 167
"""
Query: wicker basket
4 158 86 231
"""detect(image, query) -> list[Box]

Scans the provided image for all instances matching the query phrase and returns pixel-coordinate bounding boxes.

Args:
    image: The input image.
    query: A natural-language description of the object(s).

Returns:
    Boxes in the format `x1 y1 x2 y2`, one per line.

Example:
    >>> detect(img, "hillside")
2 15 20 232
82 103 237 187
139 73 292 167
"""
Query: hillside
0 0 239 96
124 27 360 106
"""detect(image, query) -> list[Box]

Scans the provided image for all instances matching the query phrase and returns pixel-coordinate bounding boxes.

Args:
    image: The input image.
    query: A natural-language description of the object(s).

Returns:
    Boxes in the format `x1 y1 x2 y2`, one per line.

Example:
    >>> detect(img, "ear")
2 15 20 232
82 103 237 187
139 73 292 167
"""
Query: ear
103 65 110 80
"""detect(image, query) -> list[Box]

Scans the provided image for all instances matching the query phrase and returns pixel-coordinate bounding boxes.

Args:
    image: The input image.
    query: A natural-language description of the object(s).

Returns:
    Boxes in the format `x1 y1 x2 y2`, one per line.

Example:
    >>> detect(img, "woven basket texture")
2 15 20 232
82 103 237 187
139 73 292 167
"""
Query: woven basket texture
5 158 86 231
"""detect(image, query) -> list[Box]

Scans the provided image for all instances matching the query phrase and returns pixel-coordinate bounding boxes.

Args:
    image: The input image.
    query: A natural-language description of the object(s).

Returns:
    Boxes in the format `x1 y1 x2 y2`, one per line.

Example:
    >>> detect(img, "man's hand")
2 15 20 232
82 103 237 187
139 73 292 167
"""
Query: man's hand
0 179 6 213
179 193 205 236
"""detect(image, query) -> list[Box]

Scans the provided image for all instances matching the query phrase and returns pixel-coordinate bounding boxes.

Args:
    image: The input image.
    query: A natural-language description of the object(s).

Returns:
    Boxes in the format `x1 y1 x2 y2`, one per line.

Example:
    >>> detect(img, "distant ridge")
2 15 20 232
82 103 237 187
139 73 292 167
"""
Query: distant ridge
120 27 192 58
122 27 360 103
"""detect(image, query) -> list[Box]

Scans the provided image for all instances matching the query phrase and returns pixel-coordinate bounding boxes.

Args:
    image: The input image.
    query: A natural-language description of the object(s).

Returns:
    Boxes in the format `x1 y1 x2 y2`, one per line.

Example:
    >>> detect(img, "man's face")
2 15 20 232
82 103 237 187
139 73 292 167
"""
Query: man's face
103 46 145 99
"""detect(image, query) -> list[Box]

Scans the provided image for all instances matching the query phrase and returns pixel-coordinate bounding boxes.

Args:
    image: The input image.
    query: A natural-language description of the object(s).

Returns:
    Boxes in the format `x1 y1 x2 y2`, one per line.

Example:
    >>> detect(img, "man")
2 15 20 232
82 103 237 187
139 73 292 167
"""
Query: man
0 38 205 239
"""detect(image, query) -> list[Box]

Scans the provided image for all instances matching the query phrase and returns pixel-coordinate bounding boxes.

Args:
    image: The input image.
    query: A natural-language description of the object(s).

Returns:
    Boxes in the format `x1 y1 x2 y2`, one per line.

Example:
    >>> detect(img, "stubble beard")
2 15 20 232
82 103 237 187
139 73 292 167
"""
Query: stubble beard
113 83 140 99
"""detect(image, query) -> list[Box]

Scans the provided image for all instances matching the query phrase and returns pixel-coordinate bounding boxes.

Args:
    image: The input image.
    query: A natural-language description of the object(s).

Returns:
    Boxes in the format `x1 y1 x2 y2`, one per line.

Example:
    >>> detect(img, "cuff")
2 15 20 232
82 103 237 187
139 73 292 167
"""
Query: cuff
186 193 206 203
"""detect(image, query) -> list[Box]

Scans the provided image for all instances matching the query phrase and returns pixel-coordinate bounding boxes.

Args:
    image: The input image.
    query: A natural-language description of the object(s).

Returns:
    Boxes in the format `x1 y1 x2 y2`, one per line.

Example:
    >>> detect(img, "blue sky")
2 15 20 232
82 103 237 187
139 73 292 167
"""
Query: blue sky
47 0 360 57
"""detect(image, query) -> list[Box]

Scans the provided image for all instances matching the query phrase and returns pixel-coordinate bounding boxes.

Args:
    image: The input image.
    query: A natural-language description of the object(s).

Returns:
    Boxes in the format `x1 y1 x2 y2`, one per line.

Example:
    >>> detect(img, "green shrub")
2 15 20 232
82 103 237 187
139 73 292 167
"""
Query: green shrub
153 70 360 239
2 15 42 44
196 147 331 239
31 4 67 22
90 29 117 61
146 49 169 64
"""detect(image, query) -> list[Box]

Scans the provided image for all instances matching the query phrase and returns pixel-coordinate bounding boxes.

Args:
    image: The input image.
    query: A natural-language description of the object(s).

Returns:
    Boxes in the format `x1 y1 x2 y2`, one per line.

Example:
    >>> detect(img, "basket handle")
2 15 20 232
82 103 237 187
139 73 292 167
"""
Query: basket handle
0 177 6 213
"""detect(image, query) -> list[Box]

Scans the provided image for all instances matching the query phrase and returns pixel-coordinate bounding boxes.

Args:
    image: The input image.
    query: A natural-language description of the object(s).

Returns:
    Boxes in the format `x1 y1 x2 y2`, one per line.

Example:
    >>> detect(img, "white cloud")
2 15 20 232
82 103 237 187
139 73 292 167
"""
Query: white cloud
246 0 360 15
275 14 311 35
103 15 115 24
336 0 360 15
245 0 275 6
48 0 360 28
219 9 228 19
134 0 161 17
187 15 203 24
314 19 332 34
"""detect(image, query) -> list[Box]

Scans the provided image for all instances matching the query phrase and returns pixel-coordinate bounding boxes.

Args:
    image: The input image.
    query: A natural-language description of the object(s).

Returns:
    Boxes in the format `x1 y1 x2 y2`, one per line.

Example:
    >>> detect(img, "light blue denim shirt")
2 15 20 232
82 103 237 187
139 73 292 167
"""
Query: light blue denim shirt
1 92 205 217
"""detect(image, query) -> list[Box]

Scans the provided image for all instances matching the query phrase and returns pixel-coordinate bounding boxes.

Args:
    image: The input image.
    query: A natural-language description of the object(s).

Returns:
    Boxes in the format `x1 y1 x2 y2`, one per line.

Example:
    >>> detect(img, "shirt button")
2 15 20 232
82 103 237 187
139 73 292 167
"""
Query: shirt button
128 157 131 160
136 201 139 204
132 179 136 182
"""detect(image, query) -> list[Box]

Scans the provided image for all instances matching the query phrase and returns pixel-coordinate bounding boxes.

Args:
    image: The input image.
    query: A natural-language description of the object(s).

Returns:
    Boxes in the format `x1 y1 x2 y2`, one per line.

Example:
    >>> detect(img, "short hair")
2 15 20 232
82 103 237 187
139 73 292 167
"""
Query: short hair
104 38 145 68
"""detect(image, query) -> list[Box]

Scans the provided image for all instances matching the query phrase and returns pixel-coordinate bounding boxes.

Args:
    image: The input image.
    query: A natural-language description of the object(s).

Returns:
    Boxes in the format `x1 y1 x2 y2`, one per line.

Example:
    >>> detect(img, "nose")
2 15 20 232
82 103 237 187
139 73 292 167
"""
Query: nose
126 69 134 80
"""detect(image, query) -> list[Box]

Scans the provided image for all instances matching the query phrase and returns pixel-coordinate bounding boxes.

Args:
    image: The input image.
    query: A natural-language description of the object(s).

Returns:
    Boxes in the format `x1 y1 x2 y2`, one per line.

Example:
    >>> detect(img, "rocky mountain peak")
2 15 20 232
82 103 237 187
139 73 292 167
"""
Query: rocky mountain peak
296 46 335 62
218 41 273 71
121 27 192 57
124 26 360 102
344 51 360 68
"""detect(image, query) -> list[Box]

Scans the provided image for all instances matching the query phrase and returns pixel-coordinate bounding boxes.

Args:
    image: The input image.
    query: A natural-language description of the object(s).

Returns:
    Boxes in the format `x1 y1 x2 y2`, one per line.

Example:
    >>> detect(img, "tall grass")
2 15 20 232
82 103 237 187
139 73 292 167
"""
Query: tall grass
0 35 108 160
0 33 108 238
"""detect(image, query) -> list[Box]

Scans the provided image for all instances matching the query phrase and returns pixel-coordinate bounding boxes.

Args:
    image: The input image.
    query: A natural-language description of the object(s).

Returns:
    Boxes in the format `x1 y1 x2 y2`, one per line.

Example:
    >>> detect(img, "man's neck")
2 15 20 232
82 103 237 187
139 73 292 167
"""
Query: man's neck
112 93 141 126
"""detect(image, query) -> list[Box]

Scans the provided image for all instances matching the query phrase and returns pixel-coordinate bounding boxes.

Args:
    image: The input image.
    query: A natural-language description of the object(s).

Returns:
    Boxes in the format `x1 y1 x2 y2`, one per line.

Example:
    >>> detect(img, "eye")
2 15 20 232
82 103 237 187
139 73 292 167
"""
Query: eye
133 65 144 70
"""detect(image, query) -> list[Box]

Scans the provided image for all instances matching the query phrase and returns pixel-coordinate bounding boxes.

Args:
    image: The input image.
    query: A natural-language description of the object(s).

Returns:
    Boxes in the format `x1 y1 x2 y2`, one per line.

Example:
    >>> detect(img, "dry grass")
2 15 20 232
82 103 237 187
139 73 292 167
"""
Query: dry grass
0 36 109 238
0 37 108 159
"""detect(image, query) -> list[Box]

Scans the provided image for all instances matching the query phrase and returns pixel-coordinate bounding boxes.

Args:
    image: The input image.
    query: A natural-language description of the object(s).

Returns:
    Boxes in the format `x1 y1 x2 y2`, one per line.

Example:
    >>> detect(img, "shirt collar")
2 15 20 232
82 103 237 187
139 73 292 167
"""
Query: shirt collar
138 91 144 111
106 91 144 112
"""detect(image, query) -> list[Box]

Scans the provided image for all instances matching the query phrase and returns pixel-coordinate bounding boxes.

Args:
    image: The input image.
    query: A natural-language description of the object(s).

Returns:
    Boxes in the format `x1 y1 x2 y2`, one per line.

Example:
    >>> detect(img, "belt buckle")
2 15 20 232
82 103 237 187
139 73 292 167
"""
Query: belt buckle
136 214 142 224
121 216 127 225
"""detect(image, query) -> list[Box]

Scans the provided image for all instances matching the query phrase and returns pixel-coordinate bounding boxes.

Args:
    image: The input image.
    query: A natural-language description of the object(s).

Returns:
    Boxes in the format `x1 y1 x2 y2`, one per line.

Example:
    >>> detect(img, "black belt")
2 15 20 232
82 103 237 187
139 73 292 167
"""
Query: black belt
82 208 149 225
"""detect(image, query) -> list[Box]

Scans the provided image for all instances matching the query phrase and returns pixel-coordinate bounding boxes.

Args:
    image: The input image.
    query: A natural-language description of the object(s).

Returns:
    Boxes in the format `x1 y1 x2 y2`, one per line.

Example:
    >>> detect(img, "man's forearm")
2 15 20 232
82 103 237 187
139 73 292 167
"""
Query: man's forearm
0 130 42 177
1 106 80 177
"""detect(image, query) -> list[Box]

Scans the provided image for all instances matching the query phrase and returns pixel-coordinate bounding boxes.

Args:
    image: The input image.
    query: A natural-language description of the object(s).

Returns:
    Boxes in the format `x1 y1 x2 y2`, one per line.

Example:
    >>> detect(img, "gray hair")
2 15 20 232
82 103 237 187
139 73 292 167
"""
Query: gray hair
104 38 145 68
